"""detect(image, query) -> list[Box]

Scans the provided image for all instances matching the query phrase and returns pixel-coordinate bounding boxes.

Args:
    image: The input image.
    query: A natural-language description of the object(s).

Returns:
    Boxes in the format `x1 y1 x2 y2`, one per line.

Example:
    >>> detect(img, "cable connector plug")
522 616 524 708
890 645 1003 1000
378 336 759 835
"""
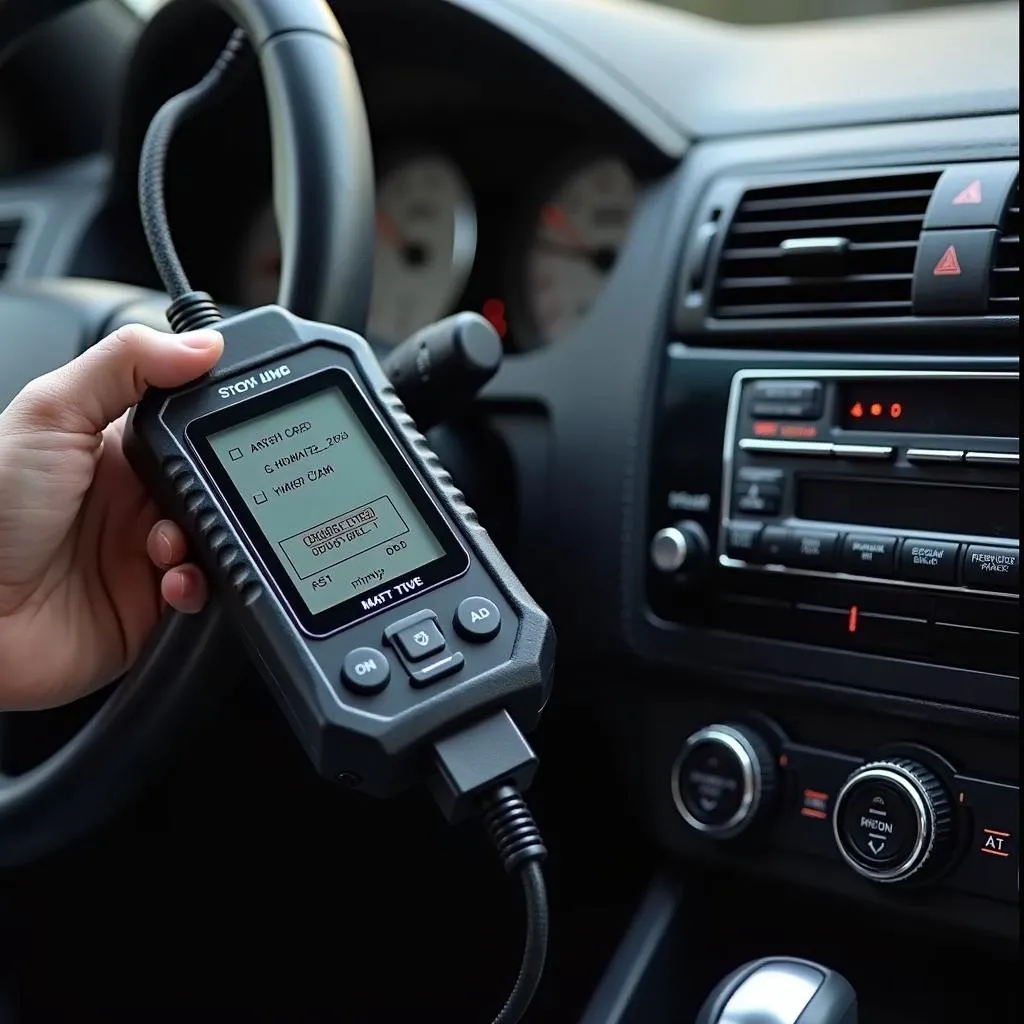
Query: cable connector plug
428 709 539 824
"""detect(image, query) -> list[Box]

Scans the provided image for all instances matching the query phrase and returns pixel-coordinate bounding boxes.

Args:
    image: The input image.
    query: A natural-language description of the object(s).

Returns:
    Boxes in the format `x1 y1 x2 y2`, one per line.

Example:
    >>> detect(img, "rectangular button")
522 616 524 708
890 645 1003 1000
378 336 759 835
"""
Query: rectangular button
964 451 1019 467
898 538 959 584
912 228 998 315
725 521 762 560
734 479 782 516
947 775 1019 904
831 444 894 460
840 534 897 576
749 380 823 419
738 439 833 456
924 162 1020 230
786 529 839 570
906 448 964 464
962 545 1019 592
755 526 790 564
410 652 465 688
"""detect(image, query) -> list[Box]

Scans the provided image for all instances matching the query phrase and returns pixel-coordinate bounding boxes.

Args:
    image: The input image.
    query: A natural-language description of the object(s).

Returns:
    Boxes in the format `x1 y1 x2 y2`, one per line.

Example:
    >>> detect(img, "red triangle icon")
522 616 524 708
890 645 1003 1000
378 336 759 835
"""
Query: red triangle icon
951 179 982 205
932 245 962 276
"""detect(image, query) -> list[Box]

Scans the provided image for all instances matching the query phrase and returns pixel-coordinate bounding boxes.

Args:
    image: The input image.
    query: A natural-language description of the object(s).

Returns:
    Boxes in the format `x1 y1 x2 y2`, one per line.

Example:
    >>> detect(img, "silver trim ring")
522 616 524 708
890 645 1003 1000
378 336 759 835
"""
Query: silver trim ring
671 725 759 838
832 764 933 883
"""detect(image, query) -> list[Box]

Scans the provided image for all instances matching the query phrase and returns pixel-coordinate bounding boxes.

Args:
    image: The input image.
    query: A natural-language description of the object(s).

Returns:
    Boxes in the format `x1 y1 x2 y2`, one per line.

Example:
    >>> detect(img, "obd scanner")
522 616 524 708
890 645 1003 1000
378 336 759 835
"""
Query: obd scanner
122 19 554 1024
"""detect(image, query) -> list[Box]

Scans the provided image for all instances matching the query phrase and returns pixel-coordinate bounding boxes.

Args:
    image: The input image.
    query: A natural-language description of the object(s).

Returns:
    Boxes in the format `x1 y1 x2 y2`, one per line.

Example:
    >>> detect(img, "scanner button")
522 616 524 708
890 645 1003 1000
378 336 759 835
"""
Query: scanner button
841 534 897 577
898 538 959 584
410 652 466 689
393 618 446 662
341 648 391 695
454 597 501 641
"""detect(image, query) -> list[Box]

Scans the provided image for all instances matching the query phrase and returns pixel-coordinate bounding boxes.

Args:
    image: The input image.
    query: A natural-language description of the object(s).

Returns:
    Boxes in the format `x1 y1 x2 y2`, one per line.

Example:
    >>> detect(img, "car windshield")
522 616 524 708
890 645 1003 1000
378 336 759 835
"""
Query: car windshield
119 0 1005 24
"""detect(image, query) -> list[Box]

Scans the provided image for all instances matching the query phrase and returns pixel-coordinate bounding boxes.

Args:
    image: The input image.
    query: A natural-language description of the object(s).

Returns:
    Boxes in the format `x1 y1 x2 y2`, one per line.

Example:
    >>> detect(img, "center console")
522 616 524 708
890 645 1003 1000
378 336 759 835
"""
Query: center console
620 155 1019 947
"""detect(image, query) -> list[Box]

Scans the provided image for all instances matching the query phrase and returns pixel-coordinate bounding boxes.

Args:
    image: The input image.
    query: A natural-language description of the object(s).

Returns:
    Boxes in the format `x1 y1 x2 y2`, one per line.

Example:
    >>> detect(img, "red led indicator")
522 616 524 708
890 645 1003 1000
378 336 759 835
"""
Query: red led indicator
481 298 508 339
870 402 883 417
848 606 859 634
889 402 903 419
849 401 864 419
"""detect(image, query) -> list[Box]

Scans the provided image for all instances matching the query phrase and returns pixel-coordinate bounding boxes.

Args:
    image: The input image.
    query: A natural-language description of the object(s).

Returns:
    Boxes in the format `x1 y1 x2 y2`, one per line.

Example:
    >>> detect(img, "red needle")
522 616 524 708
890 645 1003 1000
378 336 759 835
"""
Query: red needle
541 203 586 250
376 209 405 247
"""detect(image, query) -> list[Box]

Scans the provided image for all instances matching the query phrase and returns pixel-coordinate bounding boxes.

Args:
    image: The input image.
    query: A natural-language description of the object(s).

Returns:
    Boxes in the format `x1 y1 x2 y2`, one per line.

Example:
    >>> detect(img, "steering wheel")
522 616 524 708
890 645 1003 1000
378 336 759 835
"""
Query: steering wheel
0 0 375 865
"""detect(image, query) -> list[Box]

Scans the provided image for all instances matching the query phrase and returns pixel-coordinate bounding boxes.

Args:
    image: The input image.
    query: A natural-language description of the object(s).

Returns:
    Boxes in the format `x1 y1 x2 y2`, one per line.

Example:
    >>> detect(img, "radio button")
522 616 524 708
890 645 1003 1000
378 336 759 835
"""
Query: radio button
906 448 964 464
898 538 959 584
964 451 1019 467
749 380 823 419
841 534 897 576
734 476 783 516
962 545 1019 592
725 521 762 560
755 526 790 564
787 529 840 570
831 443 894 461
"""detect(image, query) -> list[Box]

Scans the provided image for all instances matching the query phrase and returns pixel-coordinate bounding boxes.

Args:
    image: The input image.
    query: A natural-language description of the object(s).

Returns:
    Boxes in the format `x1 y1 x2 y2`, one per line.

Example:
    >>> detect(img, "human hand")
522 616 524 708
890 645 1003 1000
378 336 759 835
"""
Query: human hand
0 324 224 710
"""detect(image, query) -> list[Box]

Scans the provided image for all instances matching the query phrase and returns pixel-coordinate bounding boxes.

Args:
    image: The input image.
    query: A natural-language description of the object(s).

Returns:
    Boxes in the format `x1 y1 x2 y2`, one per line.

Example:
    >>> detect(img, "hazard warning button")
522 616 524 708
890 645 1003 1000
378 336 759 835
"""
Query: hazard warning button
924 162 1018 230
912 228 997 315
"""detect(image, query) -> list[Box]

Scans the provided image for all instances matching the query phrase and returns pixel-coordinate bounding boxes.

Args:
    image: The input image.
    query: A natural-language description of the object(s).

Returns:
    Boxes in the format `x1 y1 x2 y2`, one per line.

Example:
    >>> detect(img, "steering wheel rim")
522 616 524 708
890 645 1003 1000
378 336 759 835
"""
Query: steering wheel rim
0 0 376 866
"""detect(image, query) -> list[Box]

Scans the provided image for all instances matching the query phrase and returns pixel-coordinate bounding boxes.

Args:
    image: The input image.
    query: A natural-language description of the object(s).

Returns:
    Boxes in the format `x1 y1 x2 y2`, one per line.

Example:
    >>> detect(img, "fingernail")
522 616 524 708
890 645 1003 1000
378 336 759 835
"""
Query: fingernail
157 530 174 565
179 330 222 350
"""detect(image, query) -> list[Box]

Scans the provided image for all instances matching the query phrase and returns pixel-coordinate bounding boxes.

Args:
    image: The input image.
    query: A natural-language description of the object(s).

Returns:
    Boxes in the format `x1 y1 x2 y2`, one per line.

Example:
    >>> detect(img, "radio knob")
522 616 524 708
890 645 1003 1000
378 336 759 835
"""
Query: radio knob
833 758 953 884
650 520 710 575
672 723 777 839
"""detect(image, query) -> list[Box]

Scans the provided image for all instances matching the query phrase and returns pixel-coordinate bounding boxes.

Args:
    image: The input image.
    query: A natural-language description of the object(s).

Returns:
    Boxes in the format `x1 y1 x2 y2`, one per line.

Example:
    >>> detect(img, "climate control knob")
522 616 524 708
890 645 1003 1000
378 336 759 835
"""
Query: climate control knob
833 758 953 884
650 520 710 575
672 723 777 839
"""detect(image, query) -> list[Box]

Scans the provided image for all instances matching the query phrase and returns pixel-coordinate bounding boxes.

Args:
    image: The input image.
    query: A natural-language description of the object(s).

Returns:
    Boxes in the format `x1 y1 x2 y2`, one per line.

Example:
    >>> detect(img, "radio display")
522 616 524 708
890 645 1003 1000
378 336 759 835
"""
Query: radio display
839 379 1018 437
798 477 1020 539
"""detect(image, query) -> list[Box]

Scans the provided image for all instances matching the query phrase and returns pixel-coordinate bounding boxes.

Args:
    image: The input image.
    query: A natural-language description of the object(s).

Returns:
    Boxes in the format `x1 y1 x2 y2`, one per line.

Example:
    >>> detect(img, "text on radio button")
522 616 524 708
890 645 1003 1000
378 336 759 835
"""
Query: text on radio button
897 538 959 584
962 545 1019 592
840 534 897 577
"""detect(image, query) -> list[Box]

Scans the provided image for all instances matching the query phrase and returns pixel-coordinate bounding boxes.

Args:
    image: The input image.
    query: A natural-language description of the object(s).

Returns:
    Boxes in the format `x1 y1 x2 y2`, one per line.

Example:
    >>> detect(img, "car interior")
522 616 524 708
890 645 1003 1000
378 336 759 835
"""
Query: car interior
0 0 1018 1021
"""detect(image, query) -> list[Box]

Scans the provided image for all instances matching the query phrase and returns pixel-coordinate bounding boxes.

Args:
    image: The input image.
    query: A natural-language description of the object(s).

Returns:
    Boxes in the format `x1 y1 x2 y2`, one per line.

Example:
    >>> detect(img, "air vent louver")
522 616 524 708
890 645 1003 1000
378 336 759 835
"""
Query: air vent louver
988 181 1018 316
0 217 24 279
712 171 941 320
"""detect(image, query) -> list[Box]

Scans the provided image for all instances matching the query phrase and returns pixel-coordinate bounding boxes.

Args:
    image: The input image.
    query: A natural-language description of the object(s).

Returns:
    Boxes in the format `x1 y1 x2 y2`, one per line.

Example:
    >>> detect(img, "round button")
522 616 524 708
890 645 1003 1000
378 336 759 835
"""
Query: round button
671 723 776 839
341 647 391 695
454 596 501 641
832 759 953 884
650 527 689 573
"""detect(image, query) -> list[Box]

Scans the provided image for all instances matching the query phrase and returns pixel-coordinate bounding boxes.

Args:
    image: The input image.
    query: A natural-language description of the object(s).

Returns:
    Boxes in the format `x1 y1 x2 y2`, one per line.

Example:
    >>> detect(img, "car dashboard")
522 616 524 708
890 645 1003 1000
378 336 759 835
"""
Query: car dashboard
0 0 1019 1020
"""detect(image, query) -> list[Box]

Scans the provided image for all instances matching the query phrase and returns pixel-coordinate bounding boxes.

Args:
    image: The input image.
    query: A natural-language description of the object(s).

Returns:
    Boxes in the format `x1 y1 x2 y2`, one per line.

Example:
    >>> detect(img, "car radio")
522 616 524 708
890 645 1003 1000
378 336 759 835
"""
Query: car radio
647 368 1019 684
719 370 1019 596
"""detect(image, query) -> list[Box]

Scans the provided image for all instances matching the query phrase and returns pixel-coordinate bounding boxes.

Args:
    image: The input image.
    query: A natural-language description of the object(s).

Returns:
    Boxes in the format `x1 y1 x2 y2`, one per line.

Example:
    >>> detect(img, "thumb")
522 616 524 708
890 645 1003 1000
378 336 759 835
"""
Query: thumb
10 324 224 434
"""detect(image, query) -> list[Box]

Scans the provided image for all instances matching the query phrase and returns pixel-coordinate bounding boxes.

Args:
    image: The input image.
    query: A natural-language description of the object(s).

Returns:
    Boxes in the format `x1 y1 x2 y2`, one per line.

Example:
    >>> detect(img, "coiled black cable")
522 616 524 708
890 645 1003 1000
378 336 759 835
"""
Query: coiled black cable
138 28 248 332
480 785 549 1024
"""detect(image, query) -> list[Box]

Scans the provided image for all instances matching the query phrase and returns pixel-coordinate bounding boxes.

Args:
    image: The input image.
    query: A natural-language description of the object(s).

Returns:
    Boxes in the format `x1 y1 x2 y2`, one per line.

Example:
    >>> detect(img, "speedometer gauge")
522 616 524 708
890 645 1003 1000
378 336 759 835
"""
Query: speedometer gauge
368 153 477 344
522 157 637 346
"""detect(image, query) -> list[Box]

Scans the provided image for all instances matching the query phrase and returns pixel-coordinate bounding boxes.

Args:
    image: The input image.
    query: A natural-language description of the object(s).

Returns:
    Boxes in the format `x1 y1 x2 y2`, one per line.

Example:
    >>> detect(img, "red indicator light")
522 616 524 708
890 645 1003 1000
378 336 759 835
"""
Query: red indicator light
754 421 779 436
889 402 903 419
870 403 883 417
849 402 864 419
781 423 817 439
848 605 859 634
481 298 508 339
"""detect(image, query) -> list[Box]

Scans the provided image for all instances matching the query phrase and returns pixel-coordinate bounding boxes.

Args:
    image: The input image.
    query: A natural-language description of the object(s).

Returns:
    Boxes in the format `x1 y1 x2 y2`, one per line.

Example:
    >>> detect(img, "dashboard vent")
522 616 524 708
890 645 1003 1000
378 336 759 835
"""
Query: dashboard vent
0 217 24 279
989 181 1018 316
711 171 941 320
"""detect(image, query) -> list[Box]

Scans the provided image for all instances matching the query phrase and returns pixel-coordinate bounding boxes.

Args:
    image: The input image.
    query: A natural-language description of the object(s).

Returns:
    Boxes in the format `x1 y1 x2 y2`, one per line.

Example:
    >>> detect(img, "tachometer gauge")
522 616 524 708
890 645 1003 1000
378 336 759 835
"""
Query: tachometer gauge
368 153 477 344
522 157 637 346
